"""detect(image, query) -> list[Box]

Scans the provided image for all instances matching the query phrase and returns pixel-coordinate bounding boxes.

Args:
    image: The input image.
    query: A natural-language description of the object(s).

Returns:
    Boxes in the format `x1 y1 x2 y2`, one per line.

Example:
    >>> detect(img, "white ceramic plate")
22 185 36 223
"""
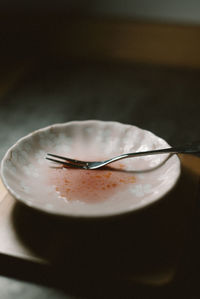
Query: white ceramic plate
1 120 181 218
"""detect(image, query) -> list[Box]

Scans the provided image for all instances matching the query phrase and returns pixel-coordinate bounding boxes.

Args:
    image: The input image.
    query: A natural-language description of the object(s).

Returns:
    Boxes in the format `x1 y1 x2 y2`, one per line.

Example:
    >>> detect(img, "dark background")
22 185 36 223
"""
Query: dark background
1 61 200 160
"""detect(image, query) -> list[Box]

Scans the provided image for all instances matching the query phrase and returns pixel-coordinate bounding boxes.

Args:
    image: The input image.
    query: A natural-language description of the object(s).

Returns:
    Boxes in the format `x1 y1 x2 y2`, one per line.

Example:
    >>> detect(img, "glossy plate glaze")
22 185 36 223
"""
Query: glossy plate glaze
1 120 181 217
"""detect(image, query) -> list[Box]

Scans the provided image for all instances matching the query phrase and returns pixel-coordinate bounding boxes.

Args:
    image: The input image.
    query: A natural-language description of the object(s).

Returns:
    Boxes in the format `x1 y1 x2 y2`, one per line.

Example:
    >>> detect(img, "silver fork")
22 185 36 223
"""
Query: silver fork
46 142 200 170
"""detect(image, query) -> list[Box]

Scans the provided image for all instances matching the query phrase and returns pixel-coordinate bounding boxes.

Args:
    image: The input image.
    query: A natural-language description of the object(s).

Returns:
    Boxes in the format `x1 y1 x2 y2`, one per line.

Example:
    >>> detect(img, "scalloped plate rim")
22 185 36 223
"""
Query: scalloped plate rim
0 120 181 218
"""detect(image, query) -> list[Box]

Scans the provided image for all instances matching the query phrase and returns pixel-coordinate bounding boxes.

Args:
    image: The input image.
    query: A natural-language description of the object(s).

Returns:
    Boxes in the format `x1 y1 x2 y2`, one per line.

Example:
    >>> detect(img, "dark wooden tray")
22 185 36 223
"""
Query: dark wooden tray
0 154 199 286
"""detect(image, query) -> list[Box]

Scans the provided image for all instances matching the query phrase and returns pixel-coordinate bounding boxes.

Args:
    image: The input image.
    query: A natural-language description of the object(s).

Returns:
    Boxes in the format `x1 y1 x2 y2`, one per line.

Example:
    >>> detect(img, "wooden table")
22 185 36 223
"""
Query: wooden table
0 154 200 298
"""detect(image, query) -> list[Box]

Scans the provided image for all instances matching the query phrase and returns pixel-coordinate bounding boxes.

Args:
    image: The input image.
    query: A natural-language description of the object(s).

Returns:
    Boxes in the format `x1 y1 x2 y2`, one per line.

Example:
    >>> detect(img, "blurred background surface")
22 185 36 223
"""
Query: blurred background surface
1 0 200 24
0 0 200 159
1 62 200 159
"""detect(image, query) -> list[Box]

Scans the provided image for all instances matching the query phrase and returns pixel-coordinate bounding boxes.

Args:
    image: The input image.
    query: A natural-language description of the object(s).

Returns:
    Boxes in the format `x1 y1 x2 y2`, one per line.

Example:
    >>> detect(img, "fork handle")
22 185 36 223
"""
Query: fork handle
120 142 200 160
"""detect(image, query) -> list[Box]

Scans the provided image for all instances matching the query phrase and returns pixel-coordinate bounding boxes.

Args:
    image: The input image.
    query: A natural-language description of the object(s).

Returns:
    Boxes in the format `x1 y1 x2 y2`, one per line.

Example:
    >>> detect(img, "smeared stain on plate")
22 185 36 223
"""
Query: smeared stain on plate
49 166 136 203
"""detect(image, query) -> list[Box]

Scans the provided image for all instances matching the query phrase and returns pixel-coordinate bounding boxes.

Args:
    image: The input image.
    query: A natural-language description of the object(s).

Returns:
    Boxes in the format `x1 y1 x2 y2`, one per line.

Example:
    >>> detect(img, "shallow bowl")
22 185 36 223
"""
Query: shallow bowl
1 120 181 218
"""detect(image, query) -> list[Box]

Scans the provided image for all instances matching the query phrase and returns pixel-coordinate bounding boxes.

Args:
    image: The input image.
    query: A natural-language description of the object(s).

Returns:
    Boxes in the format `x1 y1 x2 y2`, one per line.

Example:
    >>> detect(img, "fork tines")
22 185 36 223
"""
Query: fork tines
46 153 86 168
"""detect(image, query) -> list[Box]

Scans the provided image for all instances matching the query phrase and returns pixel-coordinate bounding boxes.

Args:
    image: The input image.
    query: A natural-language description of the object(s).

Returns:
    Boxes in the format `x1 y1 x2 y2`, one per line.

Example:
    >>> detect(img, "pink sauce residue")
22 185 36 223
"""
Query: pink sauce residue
49 165 136 203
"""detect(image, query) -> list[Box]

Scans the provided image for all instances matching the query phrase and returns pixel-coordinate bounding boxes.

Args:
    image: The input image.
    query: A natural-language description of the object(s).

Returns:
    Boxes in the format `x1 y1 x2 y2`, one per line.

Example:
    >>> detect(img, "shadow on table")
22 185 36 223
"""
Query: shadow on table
1 163 199 298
